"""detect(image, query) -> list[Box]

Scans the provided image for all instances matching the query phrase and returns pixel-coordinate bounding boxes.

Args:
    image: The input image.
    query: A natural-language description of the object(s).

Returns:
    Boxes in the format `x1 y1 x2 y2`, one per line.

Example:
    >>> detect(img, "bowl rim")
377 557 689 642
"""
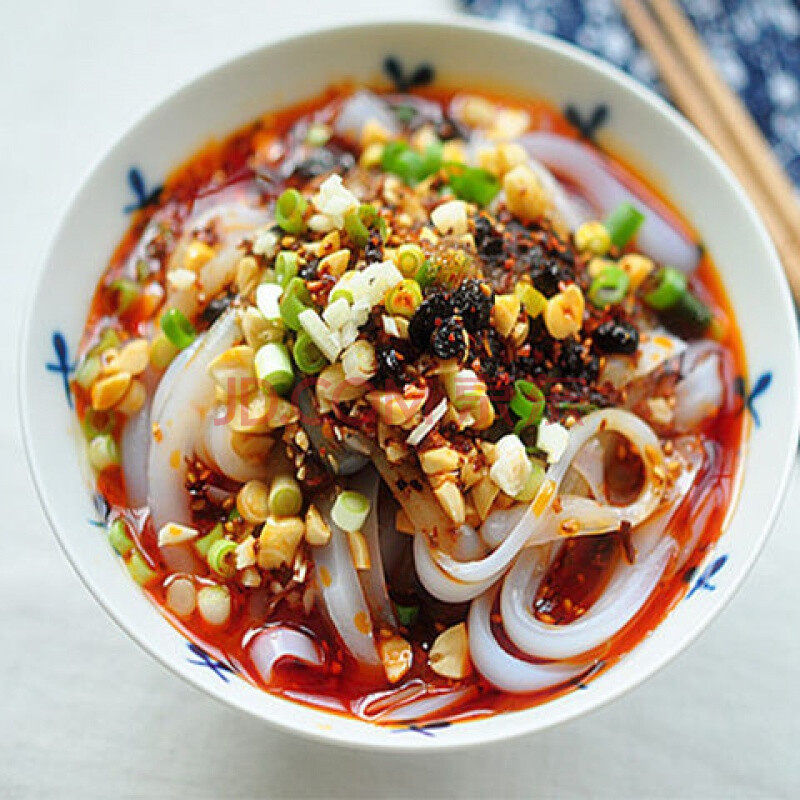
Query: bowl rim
19 15 800 752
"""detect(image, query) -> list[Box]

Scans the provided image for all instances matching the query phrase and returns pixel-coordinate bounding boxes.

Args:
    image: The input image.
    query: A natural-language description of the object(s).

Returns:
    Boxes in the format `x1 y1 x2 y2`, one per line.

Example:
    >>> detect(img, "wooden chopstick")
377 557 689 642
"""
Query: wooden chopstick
649 0 800 237
618 0 800 302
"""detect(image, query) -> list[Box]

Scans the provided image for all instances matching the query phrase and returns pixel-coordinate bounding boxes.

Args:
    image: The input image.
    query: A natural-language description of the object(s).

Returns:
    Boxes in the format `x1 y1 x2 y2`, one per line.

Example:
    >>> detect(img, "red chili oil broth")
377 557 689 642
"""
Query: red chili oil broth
78 85 747 724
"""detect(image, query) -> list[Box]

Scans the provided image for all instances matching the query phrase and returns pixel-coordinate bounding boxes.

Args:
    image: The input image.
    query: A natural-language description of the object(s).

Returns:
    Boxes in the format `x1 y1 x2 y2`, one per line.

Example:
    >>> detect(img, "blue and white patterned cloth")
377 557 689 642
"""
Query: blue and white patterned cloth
462 0 800 185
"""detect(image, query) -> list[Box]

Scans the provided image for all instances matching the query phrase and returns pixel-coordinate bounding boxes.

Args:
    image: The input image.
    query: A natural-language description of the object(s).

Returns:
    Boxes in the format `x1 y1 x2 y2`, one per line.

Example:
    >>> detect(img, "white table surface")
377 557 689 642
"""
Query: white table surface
2 2 799 797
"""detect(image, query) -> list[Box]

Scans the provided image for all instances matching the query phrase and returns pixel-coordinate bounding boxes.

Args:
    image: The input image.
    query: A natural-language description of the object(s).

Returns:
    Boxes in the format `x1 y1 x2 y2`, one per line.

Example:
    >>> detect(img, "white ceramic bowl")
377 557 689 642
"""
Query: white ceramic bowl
20 19 800 751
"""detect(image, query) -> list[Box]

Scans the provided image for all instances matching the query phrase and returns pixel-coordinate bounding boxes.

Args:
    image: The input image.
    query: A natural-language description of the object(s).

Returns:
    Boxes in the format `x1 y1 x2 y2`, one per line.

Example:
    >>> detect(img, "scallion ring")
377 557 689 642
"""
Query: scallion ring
414 259 438 288
644 266 687 311
395 243 425 278
380 140 442 185
279 277 311 331
514 282 547 318
90 328 121 357
275 188 307 235
87 433 119 472
207 538 237 578
108 518 134 557
344 210 369 248
344 203 378 249
255 342 295 395
329 286 354 305
160 308 196 350
604 201 645 249
126 551 157 586
663 290 713 338
384 279 422 317
331 490 370 533
293 331 327 375
274 251 299 288
445 163 500 207
110 277 141 314
195 523 224 558
268 474 303 517
510 380 545 434
588 266 630 308
81 408 116 441
74 355 102 390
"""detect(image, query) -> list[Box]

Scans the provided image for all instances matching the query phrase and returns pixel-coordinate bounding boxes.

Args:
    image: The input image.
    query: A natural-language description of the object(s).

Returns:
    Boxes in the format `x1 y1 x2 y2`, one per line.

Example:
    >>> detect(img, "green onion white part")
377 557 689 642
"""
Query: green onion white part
331 490 371 533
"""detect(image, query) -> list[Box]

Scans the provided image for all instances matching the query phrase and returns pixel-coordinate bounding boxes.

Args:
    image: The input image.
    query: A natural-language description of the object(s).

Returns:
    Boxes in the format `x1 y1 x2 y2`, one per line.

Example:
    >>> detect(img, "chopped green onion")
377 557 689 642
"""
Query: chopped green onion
297 308 341 363
305 122 331 147
380 141 412 179
514 283 547 318
419 140 444 179
588 266 630 308
228 508 241 522
197 585 231 626
268 474 303 517
207 538 237 578
255 342 294 395
293 331 326 374
195 523 224 558
108 518 134 557
275 188 307 235
358 203 379 227
510 380 545 435
149 333 180 370
415 259 438 288
331 490 371 533
329 286 354 304
377 216 389 243
344 210 369 248
110 277 141 314
644 266 687 310
380 140 443 185
90 328 121 357
160 308 196 350
274 251 298 288
82 409 116 441
135 258 152 282
346 203 387 243
126 551 157 586
345 204 379 249
395 604 419 626
74 355 102 390
443 368 485 411
515 460 546 503
87 434 119 472
604 202 645 249
662 291 713 338
384 279 422 317
279 277 311 331
395 243 426 278
446 164 500 207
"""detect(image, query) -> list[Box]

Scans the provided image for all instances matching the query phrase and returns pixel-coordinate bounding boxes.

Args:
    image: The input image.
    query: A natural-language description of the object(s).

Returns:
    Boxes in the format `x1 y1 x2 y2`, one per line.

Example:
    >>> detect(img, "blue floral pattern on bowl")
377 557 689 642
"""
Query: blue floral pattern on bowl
45 332 75 408
124 166 162 214
686 555 730 599
186 642 236 682
745 371 772 428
